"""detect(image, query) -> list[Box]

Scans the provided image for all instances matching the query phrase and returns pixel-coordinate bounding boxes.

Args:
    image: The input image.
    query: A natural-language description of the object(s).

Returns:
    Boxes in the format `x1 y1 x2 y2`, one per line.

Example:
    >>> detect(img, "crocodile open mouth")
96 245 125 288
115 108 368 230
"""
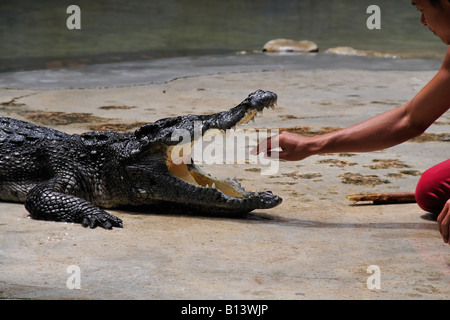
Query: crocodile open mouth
164 90 282 212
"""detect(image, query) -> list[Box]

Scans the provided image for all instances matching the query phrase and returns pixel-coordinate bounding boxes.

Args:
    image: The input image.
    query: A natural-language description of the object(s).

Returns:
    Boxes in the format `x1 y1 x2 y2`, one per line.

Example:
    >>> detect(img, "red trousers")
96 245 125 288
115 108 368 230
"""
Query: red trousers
415 159 450 214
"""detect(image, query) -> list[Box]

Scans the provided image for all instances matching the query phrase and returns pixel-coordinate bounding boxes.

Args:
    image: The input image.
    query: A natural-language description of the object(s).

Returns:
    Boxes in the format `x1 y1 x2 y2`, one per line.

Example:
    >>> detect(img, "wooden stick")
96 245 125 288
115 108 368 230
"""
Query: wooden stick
346 192 416 204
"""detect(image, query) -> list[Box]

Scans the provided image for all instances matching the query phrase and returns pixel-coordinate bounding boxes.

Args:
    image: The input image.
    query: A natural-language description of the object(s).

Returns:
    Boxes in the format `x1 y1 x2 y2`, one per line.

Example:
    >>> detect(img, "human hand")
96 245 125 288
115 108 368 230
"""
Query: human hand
251 131 314 161
437 199 450 244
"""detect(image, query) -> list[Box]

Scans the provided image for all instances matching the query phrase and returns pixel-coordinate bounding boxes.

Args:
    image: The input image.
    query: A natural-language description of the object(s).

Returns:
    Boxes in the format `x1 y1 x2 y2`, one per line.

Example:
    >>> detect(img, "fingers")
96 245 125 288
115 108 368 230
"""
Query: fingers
437 200 450 244
263 150 280 160
251 132 307 161
250 134 279 156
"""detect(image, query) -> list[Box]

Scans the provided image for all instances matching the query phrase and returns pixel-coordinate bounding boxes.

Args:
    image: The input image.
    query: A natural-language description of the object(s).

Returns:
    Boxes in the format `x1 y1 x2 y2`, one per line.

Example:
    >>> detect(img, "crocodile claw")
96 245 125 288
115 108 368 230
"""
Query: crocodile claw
81 211 123 229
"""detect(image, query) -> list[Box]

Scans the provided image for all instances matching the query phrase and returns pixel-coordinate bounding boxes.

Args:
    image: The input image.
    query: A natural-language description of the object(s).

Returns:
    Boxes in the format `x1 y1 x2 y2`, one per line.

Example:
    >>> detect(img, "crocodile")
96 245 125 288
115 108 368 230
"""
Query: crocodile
0 90 282 229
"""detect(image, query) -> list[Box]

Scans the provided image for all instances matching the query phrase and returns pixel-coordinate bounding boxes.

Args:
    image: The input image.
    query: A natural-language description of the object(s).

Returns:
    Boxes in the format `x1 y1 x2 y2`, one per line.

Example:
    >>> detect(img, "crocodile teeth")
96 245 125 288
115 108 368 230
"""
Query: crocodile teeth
211 183 216 189
238 109 258 125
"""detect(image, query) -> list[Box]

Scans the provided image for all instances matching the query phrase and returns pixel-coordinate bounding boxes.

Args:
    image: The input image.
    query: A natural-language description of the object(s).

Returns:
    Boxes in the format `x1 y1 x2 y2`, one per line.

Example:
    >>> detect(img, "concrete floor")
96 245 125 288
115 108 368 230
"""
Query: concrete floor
0 54 449 299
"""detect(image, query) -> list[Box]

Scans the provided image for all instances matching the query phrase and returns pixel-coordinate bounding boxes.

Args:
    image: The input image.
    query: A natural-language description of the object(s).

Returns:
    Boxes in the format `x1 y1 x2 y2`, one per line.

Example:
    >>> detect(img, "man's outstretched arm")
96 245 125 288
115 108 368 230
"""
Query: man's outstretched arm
253 48 450 161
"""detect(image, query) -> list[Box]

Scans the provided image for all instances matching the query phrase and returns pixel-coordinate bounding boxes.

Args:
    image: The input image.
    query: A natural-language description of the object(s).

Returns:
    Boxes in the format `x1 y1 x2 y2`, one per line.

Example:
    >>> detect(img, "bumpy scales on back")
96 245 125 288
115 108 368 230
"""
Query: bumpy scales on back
0 90 282 229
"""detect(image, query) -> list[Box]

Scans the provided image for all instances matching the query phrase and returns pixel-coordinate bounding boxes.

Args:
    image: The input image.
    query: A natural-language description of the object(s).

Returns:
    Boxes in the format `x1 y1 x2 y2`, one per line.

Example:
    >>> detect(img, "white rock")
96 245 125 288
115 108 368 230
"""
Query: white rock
263 39 319 53
324 47 401 58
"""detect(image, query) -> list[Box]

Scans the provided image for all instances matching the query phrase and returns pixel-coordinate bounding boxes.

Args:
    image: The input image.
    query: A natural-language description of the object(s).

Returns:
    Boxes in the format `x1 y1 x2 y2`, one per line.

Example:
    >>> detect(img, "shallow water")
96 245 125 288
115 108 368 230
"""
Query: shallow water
0 0 448 72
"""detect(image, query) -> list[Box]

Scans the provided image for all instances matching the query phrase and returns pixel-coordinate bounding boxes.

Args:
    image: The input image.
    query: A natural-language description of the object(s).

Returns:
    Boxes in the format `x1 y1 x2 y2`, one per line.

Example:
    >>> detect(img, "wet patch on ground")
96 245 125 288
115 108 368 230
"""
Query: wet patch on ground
370 100 407 106
88 122 147 132
98 105 137 110
245 168 262 173
336 153 358 157
410 133 450 142
364 159 411 170
278 126 341 136
386 170 422 179
278 115 305 120
8 109 146 132
281 172 323 180
340 172 390 187
434 121 450 125
23 111 110 126
317 159 357 168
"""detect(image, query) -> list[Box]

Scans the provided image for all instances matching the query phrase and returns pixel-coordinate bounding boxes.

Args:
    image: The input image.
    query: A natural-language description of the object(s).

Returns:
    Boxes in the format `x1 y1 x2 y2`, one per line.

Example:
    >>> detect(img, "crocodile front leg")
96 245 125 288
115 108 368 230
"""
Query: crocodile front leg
25 182 123 229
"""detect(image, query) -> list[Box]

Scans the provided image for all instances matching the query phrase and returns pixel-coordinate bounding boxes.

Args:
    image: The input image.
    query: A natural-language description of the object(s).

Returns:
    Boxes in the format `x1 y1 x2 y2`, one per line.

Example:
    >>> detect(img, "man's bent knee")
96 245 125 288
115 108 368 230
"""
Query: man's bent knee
415 159 450 214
